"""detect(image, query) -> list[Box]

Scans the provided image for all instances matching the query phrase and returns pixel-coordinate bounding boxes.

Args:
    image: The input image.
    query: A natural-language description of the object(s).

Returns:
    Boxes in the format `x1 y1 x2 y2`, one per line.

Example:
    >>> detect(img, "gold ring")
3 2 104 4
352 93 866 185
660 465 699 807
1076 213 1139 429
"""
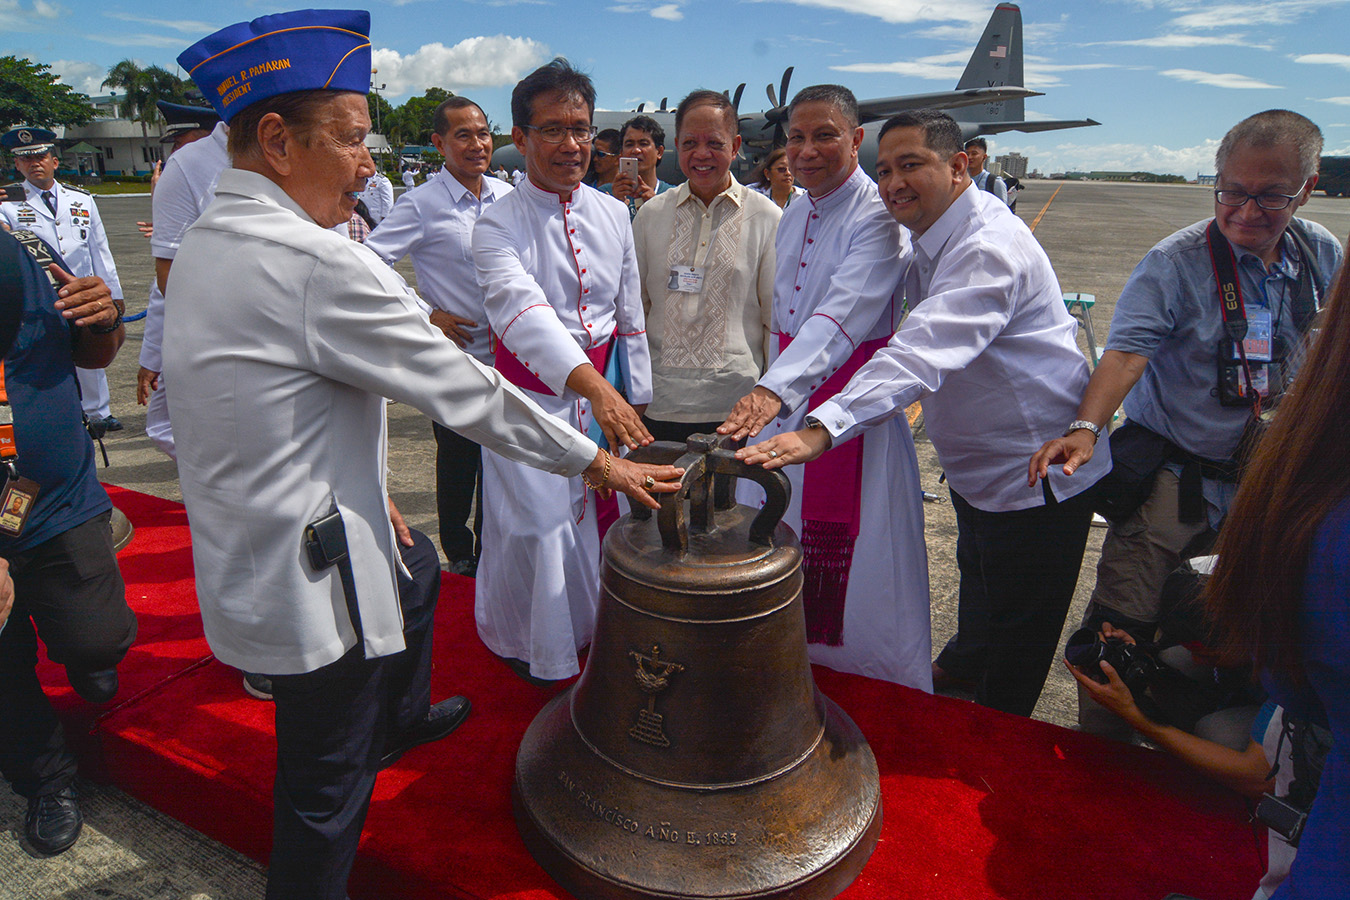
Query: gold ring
768 450 778 459
643 475 656 489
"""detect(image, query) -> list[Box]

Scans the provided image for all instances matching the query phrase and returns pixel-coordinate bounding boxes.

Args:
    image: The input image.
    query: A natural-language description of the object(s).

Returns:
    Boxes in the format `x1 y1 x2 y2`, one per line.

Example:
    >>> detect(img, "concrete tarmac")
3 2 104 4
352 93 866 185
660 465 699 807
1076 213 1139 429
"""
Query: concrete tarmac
3 180 1347 899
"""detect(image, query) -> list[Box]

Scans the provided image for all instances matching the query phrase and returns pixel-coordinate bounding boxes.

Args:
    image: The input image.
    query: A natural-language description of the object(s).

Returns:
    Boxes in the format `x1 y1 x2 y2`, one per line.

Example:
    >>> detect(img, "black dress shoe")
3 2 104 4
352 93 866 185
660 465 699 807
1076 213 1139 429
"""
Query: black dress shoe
26 786 82 855
67 667 119 704
500 655 564 688
380 696 471 769
102 416 124 432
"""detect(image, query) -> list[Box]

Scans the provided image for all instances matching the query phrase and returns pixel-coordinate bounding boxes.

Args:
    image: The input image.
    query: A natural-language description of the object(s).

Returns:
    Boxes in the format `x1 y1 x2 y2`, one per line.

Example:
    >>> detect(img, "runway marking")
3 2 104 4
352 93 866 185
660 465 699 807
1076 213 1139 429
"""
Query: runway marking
1030 185 1062 233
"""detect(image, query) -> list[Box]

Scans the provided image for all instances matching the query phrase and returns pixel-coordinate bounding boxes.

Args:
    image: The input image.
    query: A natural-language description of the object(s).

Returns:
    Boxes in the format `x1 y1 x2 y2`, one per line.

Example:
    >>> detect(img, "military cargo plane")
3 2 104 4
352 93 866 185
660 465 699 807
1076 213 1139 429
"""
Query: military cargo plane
489 2 1099 184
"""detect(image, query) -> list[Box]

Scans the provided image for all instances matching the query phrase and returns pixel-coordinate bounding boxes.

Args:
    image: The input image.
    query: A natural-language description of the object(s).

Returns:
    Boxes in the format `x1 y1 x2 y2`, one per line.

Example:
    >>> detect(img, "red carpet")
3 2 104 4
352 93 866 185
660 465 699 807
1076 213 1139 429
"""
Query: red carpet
38 486 1265 900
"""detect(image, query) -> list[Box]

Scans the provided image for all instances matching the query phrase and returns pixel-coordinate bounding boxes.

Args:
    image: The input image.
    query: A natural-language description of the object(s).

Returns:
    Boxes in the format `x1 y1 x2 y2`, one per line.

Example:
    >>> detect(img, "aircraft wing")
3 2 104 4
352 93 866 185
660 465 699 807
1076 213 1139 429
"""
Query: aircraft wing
973 118 1101 135
857 87 1042 122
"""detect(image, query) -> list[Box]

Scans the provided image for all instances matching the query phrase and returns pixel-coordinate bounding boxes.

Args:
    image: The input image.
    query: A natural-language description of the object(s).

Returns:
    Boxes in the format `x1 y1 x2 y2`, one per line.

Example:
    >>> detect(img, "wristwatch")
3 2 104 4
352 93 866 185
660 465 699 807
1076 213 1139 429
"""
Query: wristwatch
1064 419 1101 441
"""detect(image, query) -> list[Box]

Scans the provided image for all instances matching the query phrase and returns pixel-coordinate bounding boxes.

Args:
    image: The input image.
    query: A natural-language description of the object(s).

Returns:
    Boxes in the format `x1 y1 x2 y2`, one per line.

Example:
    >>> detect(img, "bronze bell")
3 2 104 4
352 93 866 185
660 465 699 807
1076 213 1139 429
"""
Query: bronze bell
514 435 881 900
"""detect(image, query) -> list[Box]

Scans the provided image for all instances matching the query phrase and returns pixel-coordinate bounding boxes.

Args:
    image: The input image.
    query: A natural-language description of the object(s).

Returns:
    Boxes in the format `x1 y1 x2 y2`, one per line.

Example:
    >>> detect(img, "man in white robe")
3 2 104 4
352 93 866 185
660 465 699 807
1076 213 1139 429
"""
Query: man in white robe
472 59 653 682
720 86 931 690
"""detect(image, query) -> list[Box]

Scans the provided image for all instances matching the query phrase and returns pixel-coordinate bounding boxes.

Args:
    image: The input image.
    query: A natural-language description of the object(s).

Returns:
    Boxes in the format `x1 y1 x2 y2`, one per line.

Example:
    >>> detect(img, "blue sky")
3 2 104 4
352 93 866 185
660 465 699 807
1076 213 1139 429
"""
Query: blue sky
4 0 1349 176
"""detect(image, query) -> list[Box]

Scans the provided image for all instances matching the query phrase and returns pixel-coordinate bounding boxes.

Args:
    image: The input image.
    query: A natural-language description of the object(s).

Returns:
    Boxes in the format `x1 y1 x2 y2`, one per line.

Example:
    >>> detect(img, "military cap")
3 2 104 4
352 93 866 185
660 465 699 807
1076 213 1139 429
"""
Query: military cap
1 127 57 156
178 9 372 123
157 100 222 143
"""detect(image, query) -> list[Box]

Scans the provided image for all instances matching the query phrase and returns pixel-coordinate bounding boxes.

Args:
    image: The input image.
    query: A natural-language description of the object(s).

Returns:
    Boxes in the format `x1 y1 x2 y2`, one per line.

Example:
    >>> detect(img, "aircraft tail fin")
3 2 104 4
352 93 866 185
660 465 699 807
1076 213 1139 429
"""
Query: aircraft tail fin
955 3 1024 126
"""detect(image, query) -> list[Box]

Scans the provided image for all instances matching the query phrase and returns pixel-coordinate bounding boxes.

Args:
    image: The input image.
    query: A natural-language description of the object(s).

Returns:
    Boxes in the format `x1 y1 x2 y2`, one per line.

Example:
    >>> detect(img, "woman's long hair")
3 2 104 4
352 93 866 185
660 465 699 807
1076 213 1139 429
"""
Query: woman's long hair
1206 240 1350 682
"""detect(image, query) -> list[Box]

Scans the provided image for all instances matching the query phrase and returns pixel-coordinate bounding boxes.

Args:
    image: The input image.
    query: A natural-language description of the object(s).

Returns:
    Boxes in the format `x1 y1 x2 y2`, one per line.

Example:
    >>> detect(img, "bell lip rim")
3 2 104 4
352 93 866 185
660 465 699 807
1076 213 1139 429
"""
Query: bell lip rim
512 773 883 900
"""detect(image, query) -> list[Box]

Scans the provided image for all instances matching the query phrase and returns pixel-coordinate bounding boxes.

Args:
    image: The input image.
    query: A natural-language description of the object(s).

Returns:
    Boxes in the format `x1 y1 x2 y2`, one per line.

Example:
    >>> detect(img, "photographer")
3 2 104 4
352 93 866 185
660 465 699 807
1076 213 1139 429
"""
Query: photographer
1029 110 1342 740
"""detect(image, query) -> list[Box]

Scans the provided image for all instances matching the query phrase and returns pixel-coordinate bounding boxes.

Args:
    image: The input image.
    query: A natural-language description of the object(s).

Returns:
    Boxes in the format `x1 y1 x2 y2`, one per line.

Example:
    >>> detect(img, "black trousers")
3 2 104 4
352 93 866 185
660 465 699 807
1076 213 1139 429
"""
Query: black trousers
264 529 440 900
934 483 1095 717
432 421 482 563
0 511 135 798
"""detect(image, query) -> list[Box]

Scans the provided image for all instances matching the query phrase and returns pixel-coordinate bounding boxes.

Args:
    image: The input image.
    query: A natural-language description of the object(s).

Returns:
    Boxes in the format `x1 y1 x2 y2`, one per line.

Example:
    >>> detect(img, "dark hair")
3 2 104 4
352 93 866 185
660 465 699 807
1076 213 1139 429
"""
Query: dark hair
433 96 487 136
964 137 988 152
754 146 789 188
879 109 964 160
595 128 621 150
511 57 595 130
675 89 736 135
1216 109 1323 182
1206 252 1350 684
787 84 859 130
621 114 665 149
227 89 342 159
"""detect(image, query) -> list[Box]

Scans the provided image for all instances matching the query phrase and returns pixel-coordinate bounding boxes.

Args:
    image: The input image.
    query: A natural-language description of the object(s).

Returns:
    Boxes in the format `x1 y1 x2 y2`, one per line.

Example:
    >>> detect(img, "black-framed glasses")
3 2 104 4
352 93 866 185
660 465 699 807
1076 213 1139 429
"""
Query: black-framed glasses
1214 180 1309 211
524 124 597 144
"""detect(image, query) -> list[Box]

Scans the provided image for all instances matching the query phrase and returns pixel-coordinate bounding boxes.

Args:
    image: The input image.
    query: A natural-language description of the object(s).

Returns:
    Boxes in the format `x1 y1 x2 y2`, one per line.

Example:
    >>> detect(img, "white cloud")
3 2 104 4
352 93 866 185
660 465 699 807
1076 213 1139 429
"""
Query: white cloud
371 35 550 95
0 0 62 31
650 3 682 19
1094 33 1272 50
831 51 970 81
85 31 191 49
1009 137 1222 178
1023 61 1123 90
1293 53 1350 70
50 58 107 95
1160 68 1281 89
1168 0 1343 29
1317 96 1350 105
103 12 216 33
748 0 990 25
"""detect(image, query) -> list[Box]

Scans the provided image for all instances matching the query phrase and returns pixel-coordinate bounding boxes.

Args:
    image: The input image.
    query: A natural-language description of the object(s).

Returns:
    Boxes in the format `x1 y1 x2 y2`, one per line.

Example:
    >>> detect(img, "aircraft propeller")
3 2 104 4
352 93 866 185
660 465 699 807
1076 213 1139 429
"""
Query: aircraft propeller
761 66 794 146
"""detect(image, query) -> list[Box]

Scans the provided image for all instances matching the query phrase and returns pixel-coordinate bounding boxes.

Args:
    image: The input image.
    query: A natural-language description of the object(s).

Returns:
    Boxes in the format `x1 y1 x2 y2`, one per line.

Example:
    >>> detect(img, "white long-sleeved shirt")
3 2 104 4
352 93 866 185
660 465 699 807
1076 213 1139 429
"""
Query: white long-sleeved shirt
364 170 511 365
472 178 651 403
814 183 1111 512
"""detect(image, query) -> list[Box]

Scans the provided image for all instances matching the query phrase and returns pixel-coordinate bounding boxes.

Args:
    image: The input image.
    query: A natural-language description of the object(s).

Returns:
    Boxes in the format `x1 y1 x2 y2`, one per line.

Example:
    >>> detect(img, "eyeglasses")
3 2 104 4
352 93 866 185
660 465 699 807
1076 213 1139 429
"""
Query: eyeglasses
1214 180 1309 211
524 124 598 144
592 147 612 159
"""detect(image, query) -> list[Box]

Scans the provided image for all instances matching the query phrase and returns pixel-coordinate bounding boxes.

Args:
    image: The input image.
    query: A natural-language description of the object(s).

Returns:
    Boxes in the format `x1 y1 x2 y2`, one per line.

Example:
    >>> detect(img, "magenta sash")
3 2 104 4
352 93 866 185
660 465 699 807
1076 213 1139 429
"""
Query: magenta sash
494 337 620 537
494 338 611 396
778 333 888 645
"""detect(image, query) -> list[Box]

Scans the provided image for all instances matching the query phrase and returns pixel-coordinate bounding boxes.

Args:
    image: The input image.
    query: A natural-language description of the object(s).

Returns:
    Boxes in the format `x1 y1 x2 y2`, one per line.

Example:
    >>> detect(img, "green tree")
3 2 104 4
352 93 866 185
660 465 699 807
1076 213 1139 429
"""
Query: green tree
367 92 394 135
0 56 96 130
387 87 453 149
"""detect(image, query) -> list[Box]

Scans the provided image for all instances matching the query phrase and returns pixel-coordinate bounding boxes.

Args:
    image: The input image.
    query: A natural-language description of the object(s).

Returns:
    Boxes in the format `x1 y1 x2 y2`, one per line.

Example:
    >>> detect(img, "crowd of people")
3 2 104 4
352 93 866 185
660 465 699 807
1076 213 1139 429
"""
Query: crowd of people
0 7 1345 900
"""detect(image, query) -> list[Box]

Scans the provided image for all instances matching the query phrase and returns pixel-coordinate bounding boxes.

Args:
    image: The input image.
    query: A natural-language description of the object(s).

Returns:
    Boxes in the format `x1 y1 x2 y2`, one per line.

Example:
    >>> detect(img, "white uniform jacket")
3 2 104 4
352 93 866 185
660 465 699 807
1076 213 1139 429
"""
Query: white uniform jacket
1 180 122 299
163 168 597 675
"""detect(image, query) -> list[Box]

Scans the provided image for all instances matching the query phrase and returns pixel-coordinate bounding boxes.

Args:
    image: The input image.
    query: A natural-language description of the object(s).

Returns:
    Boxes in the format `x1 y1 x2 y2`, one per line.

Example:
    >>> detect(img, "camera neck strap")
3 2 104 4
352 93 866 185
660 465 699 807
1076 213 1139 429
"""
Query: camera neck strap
1206 219 1261 417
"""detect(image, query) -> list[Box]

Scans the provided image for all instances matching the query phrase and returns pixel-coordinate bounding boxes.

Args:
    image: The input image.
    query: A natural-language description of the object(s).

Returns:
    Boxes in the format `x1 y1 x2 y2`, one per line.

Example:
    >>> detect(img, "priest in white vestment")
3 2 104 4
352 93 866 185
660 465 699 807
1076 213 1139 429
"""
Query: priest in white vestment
720 85 931 690
473 59 654 681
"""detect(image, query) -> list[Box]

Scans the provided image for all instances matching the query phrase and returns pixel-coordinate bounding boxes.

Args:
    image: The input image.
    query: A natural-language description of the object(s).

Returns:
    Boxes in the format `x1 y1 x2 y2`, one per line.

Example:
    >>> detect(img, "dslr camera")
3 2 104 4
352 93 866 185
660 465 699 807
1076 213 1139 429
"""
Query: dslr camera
1064 627 1160 693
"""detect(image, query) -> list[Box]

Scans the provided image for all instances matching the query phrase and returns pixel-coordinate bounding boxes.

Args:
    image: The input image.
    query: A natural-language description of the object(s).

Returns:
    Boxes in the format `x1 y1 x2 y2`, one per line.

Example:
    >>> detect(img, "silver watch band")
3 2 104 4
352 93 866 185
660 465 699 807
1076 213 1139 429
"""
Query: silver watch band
1065 419 1101 440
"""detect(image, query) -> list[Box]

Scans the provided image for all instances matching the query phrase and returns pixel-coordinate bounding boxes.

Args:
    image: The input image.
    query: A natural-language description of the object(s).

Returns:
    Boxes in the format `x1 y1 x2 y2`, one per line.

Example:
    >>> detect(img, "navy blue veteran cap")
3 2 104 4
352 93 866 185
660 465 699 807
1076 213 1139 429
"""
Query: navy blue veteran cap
157 100 221 142
2 127 57 156
178 9 372 123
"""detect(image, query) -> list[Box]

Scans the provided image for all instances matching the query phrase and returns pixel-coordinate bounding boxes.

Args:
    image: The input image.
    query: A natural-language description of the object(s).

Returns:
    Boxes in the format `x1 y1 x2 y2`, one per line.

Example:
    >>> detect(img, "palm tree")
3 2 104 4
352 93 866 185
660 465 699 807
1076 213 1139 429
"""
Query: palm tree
102 60 192 143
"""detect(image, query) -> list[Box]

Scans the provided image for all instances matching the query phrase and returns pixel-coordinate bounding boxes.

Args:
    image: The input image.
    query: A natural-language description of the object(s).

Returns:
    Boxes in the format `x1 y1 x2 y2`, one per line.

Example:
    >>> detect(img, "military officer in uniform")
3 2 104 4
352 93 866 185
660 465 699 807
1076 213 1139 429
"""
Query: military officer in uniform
1 127 124 431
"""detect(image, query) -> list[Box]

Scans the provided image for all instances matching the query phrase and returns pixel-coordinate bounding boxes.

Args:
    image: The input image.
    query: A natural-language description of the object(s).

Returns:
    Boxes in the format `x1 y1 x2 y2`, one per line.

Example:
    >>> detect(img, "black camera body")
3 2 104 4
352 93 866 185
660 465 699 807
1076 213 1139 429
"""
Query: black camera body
1255 793 1308 847
1064 628 1160 692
